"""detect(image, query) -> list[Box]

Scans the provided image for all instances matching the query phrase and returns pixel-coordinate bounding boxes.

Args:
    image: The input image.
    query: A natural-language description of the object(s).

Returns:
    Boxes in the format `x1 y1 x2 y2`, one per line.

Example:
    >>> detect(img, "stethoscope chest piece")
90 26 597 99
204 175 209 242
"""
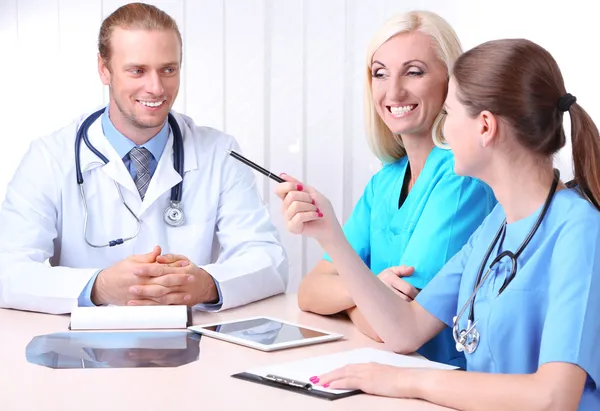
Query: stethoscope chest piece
453 316 480 354
164 201 185 227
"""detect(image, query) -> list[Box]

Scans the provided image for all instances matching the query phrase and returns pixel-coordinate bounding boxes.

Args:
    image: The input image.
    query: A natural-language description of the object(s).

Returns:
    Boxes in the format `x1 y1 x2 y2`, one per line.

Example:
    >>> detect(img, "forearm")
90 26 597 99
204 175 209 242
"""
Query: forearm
0 257 98 314
298 270 355 314
321 232 422 352
414 369 572 411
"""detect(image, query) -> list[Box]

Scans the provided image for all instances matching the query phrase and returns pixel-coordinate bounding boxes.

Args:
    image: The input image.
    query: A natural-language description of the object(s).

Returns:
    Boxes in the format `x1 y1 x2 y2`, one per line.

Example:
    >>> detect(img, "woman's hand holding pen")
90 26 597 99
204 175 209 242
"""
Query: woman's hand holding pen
274 174 344 245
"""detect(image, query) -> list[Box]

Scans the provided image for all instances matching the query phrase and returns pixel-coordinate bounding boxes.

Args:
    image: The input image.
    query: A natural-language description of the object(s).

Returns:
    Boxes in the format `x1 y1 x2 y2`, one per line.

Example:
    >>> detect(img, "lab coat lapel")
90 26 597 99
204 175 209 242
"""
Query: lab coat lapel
139 114 198 214
140 133 181 215
84 119 139 195
88 121 139 195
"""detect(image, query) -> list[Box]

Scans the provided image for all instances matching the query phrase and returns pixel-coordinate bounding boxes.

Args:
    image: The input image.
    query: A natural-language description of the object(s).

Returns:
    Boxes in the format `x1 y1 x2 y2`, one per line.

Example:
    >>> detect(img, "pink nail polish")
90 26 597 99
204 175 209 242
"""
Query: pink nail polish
323 383 330 388
310 376 319 382
311 199 315 205
297 184 303 191
316 208 320 213
318 212 324 218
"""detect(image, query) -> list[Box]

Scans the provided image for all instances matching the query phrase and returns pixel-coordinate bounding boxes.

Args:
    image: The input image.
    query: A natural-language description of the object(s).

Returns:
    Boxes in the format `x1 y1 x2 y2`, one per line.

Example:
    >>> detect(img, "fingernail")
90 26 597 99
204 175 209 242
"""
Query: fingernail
180 260 190 267
127 301 137 306
184 294 191 302
323 383 330 388
132 269 142 275
311 199 315 205
318 212 324 218
316 208 320 213
129 286 139 294
309 376 319 382
187 275 195 282
297 184 303 191
280 173 287 177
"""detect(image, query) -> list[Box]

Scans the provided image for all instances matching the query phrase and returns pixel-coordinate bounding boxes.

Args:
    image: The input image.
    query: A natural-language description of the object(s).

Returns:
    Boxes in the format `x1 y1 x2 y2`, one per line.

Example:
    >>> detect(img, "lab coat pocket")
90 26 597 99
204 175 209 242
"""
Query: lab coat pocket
164 218 216 263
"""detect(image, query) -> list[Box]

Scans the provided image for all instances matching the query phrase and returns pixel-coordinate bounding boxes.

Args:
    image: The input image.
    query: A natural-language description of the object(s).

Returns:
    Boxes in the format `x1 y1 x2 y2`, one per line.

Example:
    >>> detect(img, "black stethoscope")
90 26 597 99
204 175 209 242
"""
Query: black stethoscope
452 169 560 354
74 108 185 248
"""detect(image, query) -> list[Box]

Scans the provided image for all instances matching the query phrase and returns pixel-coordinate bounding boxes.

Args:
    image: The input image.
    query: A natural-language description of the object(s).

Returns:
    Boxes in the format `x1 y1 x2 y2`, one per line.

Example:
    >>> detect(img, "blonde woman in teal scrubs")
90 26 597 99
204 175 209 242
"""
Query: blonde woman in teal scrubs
295 10 496 369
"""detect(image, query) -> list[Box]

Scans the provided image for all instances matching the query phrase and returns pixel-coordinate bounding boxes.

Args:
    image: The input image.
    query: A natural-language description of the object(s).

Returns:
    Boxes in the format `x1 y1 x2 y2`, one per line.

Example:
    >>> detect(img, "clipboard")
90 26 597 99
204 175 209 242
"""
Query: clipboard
231 372 360 400
231 347 458 401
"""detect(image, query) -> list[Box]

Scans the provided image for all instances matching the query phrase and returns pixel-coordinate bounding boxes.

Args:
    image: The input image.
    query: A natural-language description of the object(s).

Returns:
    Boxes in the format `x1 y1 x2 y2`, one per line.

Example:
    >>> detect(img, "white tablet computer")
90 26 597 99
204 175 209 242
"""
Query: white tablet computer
188 316 343 352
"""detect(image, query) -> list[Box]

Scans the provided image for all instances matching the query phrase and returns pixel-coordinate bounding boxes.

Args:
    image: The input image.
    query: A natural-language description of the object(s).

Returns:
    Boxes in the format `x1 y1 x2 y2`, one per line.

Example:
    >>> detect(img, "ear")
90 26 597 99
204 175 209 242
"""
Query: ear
98 53 111 86
478 110 498 147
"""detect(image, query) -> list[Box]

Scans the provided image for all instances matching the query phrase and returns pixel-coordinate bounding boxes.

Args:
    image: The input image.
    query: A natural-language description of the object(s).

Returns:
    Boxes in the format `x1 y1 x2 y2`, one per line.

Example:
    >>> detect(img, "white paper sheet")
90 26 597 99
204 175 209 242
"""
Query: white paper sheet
69 305 189 330
245 347 458 394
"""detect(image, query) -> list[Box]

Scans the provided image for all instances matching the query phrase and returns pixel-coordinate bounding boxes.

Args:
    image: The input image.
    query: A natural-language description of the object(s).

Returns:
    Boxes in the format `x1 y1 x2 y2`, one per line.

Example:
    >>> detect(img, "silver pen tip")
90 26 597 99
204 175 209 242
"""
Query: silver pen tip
224 148 232 154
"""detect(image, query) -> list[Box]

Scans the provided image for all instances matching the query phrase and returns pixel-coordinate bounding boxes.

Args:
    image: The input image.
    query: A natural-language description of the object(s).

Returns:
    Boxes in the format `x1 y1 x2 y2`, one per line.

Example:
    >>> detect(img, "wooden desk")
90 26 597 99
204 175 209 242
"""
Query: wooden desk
0 294 453 411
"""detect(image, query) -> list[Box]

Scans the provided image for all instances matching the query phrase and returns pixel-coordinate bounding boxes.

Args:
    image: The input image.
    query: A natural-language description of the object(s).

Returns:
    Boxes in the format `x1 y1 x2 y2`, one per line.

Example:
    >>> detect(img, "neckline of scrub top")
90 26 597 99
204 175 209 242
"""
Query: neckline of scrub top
387 147 447 228
489 188 570 262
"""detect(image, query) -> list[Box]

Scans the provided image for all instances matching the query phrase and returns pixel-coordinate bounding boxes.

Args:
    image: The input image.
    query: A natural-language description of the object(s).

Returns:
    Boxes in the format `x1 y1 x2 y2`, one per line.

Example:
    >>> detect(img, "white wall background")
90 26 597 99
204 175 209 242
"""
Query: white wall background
0 0 596 292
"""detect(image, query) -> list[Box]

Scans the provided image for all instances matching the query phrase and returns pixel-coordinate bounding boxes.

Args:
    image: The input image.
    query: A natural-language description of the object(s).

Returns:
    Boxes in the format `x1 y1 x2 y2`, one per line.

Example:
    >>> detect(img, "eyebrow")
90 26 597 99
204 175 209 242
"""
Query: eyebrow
124 62 180 68
371 59 429 69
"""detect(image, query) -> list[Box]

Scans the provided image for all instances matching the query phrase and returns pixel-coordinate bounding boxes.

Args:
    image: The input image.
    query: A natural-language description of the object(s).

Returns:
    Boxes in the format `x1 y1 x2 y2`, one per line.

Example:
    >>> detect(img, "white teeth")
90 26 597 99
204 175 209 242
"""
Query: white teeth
389 105 415 115
139 100 164 108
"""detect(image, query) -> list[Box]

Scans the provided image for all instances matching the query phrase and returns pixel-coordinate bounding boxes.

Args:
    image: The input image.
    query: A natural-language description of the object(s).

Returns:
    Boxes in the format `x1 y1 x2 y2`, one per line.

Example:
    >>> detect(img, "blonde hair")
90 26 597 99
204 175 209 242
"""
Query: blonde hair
98 2 182 69
364 11 462 163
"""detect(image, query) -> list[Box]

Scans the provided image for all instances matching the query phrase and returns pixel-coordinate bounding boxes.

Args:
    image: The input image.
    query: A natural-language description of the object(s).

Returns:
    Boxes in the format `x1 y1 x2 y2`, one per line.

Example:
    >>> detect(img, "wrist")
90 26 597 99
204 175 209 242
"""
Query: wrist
195 268 219 304
91 270 108 306
318 223 345 250
405 369 430 400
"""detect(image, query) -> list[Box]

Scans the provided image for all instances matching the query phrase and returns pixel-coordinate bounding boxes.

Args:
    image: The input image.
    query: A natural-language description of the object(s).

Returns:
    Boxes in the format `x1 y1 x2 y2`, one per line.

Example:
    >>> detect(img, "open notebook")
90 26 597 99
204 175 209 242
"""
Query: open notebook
232 347 458 400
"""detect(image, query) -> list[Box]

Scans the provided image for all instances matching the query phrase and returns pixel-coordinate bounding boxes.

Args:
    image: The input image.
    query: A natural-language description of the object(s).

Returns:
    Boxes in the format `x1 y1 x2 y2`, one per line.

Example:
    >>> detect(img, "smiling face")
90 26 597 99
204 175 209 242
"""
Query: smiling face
370 31 449 139
98 27 181 139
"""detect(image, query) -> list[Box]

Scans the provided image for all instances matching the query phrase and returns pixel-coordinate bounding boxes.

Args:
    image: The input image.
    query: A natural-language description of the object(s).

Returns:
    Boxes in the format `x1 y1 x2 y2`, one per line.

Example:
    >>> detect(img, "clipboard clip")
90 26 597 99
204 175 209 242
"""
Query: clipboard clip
264 374 313 390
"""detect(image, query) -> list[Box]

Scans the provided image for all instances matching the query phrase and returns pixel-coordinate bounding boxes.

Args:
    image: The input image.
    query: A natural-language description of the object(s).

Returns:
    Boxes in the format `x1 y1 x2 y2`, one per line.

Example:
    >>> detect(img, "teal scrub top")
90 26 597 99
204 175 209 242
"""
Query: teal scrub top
416 188 600 410
324 147 497 367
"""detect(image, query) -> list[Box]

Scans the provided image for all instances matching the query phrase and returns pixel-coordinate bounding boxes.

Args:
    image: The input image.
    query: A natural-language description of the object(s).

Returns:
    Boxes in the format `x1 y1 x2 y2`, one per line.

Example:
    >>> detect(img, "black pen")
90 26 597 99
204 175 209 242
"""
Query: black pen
264 374 313 390
225 149 285 183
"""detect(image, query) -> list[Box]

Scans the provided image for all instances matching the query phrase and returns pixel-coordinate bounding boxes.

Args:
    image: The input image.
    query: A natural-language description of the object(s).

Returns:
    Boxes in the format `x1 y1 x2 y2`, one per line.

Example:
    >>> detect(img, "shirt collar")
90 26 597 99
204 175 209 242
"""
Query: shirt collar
101 106 170 161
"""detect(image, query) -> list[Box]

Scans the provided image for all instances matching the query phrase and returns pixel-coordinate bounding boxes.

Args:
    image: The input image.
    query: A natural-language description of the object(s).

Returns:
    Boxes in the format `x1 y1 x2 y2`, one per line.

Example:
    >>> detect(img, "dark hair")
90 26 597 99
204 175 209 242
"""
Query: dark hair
452 38 600 209
98 2 182 69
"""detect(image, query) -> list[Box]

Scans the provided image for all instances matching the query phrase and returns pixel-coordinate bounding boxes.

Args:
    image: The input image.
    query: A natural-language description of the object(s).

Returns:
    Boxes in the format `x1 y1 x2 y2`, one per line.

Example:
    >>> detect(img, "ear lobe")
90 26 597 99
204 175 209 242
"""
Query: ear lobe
479 110 498 147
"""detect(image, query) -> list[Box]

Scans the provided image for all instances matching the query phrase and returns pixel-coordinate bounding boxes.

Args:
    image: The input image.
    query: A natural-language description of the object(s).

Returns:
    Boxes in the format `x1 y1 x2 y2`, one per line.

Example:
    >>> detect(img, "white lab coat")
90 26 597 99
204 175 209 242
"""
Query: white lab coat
0 110 288 314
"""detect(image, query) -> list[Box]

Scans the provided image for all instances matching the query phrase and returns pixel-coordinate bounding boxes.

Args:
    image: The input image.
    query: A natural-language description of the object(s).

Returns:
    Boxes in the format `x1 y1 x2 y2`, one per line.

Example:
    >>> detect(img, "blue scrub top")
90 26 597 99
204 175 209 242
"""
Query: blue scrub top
324 147 497 367
417 188 600 410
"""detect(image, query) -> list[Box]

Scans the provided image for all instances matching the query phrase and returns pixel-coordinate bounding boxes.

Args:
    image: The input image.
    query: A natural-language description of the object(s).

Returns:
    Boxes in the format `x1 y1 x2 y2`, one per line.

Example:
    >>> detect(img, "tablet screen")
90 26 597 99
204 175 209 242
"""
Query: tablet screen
202 318 328 346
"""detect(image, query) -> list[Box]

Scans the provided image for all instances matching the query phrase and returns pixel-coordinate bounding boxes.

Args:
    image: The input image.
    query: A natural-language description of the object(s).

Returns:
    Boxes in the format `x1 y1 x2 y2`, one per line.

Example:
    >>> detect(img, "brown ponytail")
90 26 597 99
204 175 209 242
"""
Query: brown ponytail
452 38 600 210
569 103 600 209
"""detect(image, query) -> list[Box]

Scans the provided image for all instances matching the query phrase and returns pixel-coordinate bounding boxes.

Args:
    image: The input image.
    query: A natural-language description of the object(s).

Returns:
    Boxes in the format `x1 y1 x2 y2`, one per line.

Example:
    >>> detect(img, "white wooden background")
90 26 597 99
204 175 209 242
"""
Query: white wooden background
1 0 596 292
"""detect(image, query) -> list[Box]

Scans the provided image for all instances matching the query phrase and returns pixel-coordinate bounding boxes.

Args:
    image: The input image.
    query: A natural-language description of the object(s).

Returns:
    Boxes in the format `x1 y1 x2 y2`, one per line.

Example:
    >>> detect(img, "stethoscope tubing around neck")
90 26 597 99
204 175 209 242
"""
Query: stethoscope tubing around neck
74 108 184 203
467 169 561 323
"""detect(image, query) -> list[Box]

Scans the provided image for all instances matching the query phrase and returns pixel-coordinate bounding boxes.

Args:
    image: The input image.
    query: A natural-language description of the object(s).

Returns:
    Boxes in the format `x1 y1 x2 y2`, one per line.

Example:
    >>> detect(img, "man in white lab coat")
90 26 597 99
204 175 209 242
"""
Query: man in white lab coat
0 3 288 314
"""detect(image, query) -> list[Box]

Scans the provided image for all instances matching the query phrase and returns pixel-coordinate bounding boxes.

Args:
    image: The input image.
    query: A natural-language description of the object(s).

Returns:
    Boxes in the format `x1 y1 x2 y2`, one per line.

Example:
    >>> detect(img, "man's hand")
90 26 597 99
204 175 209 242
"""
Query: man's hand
126 253 219 306
377 266 419 302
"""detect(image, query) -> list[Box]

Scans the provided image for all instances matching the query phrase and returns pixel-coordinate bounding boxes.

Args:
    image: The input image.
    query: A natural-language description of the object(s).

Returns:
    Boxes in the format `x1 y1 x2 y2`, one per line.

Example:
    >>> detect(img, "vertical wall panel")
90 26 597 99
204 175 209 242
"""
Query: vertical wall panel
0 0 20 202
58 0 103 120
184 0 224 130
224 0 267 197
304 0 346 274
267 0 304 290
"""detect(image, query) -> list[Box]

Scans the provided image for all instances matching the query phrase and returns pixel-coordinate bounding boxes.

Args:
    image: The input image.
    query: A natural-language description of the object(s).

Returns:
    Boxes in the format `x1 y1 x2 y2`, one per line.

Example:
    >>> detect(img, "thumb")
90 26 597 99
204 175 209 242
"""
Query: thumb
390 266 415 277
137 245 161 263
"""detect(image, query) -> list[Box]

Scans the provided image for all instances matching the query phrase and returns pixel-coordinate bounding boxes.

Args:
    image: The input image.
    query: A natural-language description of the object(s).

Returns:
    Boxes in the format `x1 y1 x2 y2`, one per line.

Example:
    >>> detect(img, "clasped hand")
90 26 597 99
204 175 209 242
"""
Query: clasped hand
91 246 218 306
